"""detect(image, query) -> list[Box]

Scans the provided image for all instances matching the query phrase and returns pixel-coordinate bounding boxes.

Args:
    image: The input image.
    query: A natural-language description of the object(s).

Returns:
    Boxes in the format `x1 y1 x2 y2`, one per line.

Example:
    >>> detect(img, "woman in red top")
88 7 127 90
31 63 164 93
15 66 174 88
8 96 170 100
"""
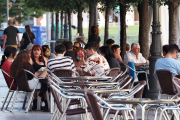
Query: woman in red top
0 46 17 89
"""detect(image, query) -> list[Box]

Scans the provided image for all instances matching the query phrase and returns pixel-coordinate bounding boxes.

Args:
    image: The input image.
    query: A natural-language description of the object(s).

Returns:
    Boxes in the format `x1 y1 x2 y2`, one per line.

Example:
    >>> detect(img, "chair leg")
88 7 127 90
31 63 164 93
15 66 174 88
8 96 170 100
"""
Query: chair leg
22 94 27 109
1 90 11 111
25 90 36 113
5 91 15 110
10 91 19 112
46 91 50 110
59 99 71 120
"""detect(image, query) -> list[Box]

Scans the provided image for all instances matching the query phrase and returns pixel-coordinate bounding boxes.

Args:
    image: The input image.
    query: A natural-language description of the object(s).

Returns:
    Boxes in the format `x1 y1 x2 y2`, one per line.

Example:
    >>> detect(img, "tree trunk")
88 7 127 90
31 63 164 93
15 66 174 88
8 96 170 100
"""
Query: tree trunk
88 3 94 40
169 0 178 45
55 12 59 40
68 9 72 41
77 3 83 36
104 6 110 45
60 11 63 38
120 3 126 60
138 0 149 59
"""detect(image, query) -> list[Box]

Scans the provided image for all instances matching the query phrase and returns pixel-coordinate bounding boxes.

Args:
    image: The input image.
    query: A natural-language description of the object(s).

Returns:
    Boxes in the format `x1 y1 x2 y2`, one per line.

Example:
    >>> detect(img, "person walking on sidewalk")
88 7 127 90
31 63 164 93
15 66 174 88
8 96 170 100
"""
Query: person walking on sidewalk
3 19 20 49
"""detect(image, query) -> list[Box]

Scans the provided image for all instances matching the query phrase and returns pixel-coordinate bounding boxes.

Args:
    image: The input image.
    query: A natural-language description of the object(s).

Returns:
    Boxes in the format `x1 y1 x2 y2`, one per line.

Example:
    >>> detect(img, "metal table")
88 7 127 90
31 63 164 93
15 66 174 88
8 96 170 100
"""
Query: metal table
59 76 112 82
105 98 179 120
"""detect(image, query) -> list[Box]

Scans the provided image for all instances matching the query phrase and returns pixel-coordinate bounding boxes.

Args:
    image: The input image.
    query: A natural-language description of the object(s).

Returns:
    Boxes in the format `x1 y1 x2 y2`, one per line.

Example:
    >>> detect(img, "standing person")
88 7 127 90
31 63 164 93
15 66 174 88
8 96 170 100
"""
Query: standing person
20 25 35 50
3 19 20 49
99 46 120 69
1 46 17 89
42 45 56 60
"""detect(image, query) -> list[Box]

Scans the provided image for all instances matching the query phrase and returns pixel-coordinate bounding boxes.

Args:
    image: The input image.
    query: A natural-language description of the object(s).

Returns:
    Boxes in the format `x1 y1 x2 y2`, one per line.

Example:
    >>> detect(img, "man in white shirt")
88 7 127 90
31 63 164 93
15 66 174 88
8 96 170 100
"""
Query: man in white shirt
124 43 147 66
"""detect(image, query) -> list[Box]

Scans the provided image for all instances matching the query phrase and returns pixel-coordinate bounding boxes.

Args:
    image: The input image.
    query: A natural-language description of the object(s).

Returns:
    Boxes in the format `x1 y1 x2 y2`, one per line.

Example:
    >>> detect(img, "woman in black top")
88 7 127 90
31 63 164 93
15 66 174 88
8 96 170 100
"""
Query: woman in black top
88 25 101 47
99 46 120 69
10 51 47 110
20 25 35 50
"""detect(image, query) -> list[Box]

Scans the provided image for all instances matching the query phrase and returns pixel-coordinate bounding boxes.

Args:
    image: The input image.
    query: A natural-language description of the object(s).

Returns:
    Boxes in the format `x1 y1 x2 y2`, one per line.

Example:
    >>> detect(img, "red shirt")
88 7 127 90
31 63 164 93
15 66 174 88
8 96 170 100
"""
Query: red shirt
1 60 17 89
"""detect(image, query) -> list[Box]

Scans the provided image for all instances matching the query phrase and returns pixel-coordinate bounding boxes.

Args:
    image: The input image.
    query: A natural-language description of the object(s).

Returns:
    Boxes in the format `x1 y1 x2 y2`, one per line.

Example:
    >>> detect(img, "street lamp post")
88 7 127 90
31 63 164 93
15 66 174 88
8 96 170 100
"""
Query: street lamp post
146 0 162 99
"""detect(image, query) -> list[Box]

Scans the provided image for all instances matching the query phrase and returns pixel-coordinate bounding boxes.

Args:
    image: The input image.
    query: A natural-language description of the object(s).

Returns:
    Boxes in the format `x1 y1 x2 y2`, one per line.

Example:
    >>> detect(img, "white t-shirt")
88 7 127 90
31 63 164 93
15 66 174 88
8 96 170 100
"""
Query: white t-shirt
124 51 146 65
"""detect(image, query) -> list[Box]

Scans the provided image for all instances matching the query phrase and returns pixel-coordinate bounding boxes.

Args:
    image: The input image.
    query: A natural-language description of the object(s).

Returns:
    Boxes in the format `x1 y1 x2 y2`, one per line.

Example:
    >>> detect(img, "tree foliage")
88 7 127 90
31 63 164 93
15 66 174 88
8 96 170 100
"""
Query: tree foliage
0 0 8 25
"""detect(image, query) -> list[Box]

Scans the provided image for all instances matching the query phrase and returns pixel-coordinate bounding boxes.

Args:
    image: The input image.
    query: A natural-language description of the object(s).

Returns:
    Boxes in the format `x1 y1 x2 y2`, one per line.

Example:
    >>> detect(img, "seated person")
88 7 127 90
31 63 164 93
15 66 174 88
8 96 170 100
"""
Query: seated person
126 43 130 54
162 44 169 57
99 46 120 69
106 39 115 48
25 43 34 56
42 45 56 60
73 42 81 51
47 44 76 76
111 44 122 62
155 44 180 77
77 42 110 76
64 41 74 59
74 47 87 76
1 46 17 89
124 43 147 66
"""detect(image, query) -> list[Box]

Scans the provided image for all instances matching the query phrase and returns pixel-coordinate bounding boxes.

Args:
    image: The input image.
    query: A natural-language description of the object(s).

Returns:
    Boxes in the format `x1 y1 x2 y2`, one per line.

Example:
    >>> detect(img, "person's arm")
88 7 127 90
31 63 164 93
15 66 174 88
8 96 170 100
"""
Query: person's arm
17 33 20 48
33 39 35 42
98 42 101 48
116 55 122 62
44 57 48 67
134 62 147 67
3 34 7 49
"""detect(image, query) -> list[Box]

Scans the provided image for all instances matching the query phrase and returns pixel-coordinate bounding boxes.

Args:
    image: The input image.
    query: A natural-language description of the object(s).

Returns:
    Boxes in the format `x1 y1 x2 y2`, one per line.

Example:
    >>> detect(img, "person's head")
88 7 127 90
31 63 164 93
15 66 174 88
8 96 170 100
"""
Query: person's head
64 41 73 51
73 42 81 51
42 45 51 58
111 44 121 54
26 43 34 55
62 40 69 45
55 44 66 55
25 25 32 33
91 25 99 37
31 44 44 62
167 44 180 59
0 46 17 67
8 19 13 25
74 47 87 62
131 43 140 56
106 39 115 48
162 45 169 56
10 51 31 79
99 46 115 60
84 42 98 57
126 43 130 53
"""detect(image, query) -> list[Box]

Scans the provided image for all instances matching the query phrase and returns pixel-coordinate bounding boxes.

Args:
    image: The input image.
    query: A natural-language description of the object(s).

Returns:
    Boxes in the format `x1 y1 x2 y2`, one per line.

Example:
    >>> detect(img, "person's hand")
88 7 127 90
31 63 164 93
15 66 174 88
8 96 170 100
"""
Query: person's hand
18 44 20 48
3 44 5 49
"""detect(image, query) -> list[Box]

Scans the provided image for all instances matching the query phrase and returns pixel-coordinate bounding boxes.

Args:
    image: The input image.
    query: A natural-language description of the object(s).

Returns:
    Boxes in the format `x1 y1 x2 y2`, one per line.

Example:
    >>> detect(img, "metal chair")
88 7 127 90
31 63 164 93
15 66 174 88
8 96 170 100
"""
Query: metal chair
1 69 17 110
119 61 128 77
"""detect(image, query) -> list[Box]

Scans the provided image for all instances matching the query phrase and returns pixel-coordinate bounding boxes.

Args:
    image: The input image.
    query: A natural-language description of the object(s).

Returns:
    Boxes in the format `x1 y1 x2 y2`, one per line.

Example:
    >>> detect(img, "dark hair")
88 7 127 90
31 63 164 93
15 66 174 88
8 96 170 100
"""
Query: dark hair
126 43 130 51
25 25 32 37
64 41 73 50
91 25 99 37
163 45 169 54
10 51 31 79
111 44 120 52
42 45 50 54
62 40 69 45
99 46 115 60
84 42 98 52
31 44 44 62
55 44 66 54
74 42 81 47
0 46 17 68
168 44 180 54
106 39 115 45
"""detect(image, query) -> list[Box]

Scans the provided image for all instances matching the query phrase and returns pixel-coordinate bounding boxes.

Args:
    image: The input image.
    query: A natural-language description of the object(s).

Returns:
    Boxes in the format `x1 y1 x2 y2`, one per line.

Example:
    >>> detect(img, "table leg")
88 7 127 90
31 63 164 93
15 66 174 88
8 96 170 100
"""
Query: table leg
141 104 147 120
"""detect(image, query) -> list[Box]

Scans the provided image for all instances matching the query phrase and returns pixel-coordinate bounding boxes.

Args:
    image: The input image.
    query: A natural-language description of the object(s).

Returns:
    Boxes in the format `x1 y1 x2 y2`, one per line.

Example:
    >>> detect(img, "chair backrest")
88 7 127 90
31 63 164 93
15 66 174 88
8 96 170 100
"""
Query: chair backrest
84 90 103 120
108 68 120 77
120 75 132 89
50 86 63 114
119 61 128 76
1 69 17 90
53 69 72 77
134 81 146 98
15 70 32 92
156 70 176 95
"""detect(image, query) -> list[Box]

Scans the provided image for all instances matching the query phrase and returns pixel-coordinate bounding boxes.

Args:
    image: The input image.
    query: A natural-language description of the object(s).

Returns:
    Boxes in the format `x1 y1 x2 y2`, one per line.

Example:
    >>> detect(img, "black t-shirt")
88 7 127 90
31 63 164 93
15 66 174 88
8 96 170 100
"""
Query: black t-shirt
64 51 74 60
22 32 35 46
107 57 120 69
32 60 46 72
4 26 19 45
88 35 101 44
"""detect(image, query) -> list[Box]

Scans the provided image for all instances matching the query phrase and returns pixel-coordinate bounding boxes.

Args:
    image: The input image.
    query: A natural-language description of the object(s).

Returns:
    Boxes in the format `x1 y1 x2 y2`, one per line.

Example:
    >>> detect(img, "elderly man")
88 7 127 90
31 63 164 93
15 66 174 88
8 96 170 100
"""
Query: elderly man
3 19 20 49
124 43 147 66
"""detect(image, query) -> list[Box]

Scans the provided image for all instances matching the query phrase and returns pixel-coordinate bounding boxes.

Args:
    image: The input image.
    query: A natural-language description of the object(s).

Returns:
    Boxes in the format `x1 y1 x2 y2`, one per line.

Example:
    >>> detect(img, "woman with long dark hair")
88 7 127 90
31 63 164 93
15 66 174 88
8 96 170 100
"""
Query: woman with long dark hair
20 25 35 50
99 46 120 68
1 46 17 89
10 51 47 111
88 25 101 47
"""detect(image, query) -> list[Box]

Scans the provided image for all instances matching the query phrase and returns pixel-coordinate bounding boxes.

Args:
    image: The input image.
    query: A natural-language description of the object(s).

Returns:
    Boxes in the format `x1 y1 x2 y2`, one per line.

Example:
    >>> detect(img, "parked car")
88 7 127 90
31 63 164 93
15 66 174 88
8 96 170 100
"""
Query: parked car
0 26 25 47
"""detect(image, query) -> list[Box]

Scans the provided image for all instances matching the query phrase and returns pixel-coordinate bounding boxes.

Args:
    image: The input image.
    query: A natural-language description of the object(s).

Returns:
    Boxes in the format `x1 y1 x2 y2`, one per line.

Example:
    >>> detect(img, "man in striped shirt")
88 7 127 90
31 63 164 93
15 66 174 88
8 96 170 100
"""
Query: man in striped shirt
47 44 76 76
